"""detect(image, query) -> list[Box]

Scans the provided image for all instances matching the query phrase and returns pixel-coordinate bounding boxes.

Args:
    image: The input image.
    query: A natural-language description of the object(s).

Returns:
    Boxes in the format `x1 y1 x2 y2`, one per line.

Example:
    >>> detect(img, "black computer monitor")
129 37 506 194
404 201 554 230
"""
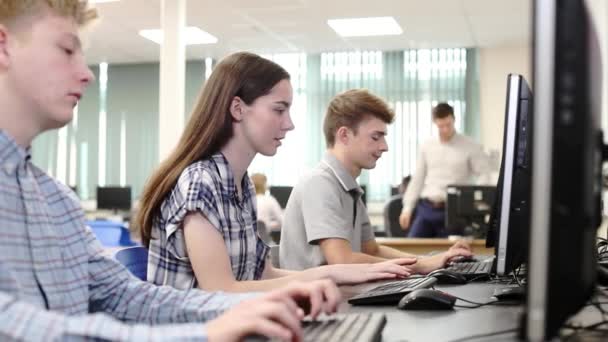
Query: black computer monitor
523 0 603 339
96 186 132 212
269 186 293 209
486 73 533 277
445 185 496 238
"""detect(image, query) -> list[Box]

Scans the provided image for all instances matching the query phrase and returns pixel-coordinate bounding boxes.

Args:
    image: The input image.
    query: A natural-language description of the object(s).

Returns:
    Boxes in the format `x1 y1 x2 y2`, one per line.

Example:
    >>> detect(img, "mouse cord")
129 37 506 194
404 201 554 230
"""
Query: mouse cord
453 296 520 308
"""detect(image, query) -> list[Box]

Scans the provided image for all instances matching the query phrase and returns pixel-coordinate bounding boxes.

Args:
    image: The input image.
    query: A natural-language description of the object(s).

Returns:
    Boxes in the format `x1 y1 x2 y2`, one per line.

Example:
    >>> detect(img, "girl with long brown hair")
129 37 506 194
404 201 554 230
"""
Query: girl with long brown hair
137 52 417 292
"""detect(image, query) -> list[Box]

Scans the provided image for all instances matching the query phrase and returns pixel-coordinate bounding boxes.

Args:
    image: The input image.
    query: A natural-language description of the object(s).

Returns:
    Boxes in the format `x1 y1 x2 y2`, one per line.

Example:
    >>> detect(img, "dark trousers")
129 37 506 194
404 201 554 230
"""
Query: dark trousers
408 200 447 238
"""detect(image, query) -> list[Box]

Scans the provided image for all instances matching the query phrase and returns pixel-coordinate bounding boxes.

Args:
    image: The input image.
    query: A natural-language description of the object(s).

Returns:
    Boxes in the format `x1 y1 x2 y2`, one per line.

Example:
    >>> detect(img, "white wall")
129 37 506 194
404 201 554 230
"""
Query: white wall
478 45 531 152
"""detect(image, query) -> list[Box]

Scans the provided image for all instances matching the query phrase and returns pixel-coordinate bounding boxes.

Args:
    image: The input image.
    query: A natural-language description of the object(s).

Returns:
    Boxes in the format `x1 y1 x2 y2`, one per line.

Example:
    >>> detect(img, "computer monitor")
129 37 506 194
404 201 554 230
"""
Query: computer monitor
523 0 603 339
486 73 533 277
445 185 496 238
269 186 293 209
96 186 132 212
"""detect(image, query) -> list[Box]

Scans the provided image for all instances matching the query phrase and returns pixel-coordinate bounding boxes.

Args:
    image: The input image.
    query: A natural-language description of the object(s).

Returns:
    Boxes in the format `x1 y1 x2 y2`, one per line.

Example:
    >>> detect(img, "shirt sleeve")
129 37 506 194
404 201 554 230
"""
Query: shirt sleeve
84 227 255 326
403 147 427 214
0 247 256 342
300 175 354 244
181 170 223 231
162 169 223 261
0 288 211 341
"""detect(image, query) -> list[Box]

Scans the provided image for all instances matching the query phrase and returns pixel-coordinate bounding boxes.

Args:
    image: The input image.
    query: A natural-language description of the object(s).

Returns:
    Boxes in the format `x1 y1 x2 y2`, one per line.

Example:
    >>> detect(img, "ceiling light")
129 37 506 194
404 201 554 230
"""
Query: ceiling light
139 27 218 45
327 17 403 37
90 0 120 3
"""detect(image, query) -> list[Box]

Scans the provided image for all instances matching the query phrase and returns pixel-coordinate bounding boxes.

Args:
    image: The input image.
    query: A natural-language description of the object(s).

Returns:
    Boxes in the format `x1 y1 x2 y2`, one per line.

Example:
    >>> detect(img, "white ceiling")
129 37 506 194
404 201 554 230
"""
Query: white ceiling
84 0 531 65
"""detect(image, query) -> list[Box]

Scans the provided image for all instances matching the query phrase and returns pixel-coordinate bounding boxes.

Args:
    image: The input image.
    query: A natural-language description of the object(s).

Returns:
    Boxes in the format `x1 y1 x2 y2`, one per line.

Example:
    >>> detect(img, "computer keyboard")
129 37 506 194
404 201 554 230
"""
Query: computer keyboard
348 276 437 305
245 312 386 342
446 259 494 280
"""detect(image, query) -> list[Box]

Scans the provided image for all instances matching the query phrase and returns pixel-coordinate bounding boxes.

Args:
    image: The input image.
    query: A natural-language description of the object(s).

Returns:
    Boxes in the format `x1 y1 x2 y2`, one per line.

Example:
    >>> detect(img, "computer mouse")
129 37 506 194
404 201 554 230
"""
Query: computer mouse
492 286 526 301
397 289 457 310
427 269 468 285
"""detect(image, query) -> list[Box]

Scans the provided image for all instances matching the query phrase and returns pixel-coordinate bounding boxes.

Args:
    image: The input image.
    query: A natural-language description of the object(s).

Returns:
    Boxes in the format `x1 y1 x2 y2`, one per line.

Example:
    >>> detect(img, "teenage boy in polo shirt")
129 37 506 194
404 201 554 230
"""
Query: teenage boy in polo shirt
280 89 471 273
0 1 339 341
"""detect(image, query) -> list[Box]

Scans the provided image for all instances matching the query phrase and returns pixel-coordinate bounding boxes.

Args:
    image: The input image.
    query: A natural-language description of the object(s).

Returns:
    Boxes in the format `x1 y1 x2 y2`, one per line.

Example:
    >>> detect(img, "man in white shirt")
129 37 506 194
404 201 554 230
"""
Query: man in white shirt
399 103 491 237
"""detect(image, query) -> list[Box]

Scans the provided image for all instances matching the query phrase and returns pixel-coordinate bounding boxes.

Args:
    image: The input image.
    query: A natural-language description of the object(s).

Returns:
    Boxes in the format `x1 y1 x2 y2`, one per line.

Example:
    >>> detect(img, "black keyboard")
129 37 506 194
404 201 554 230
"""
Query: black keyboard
348 276 437 305
446 260 493 280
245 313 386 342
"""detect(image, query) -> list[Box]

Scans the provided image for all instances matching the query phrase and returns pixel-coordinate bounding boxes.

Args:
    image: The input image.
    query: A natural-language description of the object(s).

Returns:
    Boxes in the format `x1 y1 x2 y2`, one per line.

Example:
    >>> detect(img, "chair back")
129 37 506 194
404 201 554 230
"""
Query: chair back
383 195 407 237
87 220 136 246
115 246 148 280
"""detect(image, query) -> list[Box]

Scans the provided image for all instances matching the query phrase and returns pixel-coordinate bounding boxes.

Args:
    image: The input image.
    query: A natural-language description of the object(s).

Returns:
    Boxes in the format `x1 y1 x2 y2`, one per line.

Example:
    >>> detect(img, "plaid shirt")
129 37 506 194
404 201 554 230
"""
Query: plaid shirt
0 130 253 341
148 153 270 289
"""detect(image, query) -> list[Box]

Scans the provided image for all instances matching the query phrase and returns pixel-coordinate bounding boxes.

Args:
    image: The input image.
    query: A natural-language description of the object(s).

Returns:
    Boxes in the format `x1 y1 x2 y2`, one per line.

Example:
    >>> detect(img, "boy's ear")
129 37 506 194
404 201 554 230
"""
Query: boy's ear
336 126 351 145
0 25 10 69
229 96 245 122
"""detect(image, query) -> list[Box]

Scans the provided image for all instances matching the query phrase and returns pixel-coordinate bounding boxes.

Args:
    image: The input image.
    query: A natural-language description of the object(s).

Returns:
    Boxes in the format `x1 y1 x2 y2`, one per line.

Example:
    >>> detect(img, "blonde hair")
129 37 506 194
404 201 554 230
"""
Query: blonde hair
250 173 267 195
0 0 97 27
323 89 394 147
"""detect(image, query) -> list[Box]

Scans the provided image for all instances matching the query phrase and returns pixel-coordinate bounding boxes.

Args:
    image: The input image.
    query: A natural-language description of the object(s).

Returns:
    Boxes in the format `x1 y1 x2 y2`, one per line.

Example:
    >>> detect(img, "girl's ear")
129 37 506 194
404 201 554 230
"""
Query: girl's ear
229 96 244 122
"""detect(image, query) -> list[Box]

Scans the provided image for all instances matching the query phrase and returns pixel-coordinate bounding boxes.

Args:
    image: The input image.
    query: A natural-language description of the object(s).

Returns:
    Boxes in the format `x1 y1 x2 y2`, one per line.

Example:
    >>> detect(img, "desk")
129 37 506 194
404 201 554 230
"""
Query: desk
340 281 605 342
376 238 494 256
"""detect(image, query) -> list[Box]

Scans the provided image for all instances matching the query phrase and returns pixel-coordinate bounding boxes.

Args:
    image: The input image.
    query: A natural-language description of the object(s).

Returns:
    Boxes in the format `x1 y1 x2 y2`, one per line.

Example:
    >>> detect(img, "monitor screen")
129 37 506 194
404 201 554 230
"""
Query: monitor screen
97 186 132 212
269 186 293 209
523 0 603 339
445 185 496 238
486 73 533 277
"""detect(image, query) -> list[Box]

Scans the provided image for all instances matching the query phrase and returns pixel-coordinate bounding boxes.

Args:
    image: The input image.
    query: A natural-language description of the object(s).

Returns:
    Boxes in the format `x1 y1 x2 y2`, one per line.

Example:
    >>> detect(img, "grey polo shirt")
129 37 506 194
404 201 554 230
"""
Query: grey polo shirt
279 152 374 270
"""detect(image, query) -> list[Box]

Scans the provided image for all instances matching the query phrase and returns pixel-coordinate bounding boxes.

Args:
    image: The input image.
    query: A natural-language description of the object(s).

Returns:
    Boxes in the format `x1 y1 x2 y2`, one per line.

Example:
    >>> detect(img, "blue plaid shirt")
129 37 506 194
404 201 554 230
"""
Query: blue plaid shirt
148 153 270 289
0 130 253 341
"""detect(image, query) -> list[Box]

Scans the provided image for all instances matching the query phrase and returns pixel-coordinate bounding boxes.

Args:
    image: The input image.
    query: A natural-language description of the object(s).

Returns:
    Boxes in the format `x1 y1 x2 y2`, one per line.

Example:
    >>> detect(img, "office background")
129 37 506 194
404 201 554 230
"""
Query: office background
29 0 608 208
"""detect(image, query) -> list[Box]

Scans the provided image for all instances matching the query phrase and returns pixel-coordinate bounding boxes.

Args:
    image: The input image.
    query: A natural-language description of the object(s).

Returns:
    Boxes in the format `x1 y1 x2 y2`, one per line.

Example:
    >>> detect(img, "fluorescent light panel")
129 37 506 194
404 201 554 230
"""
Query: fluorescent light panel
327 16 403 37
139 27 218 45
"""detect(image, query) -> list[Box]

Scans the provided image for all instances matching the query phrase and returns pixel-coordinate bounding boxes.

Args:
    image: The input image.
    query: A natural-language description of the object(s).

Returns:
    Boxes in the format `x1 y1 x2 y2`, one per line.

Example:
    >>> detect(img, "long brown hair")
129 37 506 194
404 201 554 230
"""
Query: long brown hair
137 52 290 247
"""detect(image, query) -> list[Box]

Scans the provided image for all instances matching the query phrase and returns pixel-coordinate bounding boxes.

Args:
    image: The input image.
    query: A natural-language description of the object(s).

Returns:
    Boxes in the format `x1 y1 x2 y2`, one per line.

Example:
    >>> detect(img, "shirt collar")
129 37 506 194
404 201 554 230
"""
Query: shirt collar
210 152 252 203
321 152 362 194
0 130 31 176
441 132 460 144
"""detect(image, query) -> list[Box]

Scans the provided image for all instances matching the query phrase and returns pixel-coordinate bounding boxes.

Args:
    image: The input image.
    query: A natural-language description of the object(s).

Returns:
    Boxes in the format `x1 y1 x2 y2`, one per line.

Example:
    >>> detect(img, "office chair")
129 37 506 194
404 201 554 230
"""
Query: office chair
115 246 148 281
383 195 407 237
86 220 136 247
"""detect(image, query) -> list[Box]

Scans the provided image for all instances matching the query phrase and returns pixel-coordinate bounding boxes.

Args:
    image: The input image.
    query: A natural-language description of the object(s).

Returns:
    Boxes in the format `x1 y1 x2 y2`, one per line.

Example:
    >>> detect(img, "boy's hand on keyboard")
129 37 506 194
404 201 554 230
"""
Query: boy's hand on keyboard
449 239 473 253
412 248 473 274
280 279 341 319
207 279 340 342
